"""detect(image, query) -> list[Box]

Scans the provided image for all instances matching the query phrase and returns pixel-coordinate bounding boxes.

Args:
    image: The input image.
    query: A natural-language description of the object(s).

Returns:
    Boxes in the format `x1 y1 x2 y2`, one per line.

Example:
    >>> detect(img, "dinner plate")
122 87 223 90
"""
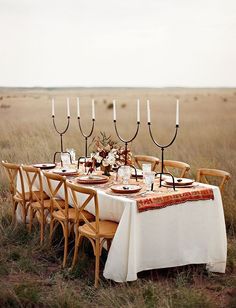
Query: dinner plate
33 163 56 170
76 174 109 184
131 169 143 178
164 178 194 186
53 169 78 176
110 184 142 194
162 182 196 189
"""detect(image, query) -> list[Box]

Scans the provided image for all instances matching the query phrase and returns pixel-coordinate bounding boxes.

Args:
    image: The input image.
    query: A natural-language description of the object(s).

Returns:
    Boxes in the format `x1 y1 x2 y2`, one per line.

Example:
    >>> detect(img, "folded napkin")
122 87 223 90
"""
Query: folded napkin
136 186 214 213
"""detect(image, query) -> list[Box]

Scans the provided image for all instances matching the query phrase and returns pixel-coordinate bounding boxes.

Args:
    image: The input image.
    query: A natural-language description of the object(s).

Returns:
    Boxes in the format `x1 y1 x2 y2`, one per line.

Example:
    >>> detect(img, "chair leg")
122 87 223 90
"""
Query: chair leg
49 218 54 243
95 239 100 288
62 224 68 268
11 200 18 226
40 209 44 245
72 233 82 268
28 207 34 232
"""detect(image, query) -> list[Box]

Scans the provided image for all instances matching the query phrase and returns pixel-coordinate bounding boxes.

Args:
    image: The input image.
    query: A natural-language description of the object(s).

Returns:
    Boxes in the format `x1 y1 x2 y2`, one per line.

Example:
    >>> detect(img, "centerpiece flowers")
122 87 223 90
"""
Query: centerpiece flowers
90 132 132 176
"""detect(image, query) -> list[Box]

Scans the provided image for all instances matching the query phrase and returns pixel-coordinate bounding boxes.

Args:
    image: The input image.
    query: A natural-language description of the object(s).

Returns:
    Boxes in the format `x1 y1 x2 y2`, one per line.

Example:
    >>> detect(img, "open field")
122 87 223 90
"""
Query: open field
0 87 236 307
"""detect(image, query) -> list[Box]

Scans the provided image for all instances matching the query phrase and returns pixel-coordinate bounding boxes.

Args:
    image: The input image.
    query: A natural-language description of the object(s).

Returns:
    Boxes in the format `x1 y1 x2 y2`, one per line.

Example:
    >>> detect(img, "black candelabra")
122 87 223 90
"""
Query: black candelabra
148 122 179 190
77 117 95 172
113 119 139 181
52 115 72 166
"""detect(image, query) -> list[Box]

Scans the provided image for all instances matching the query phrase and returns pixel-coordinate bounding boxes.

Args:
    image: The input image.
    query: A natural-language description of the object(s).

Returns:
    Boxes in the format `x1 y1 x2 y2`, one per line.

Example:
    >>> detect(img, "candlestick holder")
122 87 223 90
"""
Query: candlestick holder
148 122 179 190
77 117 95 172
113 119 139 180
52 115 72 166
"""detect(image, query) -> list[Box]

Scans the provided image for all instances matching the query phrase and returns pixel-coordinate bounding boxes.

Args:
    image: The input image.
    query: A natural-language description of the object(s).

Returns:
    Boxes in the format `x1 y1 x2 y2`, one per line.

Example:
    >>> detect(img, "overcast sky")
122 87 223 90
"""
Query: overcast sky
0 0 235 87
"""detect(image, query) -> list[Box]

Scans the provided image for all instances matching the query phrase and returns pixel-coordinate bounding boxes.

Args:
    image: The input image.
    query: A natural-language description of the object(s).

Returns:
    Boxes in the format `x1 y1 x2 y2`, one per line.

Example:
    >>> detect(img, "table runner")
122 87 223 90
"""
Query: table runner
136 186 214 212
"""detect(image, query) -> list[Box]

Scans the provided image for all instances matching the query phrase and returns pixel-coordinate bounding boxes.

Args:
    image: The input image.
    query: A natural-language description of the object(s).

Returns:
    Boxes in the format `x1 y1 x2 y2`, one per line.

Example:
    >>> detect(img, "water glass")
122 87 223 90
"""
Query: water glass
61 153 71 167
144 171 156 191
142 163 152 175
119 166 131 185
66 148 76 162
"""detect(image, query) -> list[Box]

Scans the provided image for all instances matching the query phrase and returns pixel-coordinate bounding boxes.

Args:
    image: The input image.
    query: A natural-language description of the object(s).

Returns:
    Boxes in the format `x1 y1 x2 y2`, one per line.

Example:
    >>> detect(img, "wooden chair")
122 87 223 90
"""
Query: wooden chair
22 165 50 244
134 155 160 171
43 172 94 268
68 181 118 287
196 168 231 194
160 160 190 178
2 161 28 224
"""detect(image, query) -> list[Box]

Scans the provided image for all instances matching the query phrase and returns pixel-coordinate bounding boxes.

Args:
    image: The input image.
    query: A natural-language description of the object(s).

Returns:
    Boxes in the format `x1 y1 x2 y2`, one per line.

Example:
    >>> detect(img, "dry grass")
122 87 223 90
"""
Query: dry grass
0 87 236 306
0 87 235 231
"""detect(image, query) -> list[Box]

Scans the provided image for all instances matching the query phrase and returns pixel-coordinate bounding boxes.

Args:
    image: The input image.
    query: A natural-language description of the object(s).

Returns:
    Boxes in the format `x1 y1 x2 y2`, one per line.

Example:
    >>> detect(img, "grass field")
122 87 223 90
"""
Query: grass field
0 87 236 307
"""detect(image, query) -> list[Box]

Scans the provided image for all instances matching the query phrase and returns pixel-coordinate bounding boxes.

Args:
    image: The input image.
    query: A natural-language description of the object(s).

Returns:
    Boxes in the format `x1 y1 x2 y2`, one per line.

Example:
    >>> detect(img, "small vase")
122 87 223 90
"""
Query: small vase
102 165 111 176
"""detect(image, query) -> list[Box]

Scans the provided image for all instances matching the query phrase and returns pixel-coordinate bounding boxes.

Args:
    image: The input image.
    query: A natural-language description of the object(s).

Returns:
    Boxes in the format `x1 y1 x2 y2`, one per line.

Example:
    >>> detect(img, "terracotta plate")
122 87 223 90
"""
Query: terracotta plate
33 163 56 170
110 184 142 194
53 169 78 176
165 178 194 186
76 175 109 184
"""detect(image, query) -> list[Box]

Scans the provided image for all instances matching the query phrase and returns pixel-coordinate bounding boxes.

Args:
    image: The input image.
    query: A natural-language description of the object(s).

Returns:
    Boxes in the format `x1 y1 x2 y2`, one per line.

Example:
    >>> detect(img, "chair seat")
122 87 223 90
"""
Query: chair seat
79 220 118 238
52 208 94 222
31 199 65 210
14 191 49 202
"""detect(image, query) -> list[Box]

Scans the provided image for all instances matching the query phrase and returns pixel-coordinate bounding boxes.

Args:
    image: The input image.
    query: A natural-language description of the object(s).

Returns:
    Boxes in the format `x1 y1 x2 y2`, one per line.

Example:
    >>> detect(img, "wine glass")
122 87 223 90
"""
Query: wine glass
119 166 131 185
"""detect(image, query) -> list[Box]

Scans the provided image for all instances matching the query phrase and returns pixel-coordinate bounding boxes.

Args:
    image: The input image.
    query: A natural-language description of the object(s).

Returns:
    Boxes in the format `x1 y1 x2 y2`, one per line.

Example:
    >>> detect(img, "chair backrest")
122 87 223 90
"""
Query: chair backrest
161 160 190 178
22 165 44 203
196 168 231 194
43 171 68 217
66 181 99 234
134 155 160 171
1 161 26 201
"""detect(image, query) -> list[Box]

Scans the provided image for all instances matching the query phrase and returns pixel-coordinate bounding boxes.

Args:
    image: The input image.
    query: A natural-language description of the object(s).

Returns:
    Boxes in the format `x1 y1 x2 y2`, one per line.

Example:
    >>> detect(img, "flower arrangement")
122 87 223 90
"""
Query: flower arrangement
90 132 132 174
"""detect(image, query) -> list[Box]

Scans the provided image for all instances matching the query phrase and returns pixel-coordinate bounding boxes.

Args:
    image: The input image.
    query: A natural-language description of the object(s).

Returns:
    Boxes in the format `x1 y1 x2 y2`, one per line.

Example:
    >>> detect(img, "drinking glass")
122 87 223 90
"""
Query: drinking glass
119 166 131 185
66 148 76 162
61 153 71 167
142 163 151 175
144 171 156 191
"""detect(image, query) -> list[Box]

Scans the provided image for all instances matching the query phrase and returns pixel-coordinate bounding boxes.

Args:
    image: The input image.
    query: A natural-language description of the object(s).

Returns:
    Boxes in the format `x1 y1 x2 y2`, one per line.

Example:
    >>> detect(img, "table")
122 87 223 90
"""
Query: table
17 169 227 282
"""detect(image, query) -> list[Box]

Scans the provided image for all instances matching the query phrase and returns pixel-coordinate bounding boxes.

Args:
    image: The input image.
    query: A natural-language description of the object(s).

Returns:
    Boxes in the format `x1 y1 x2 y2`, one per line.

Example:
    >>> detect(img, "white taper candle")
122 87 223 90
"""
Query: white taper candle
52 98 55 116
137 99 140 122
67 98 70 117
147 100 151 123
176 99 179 125
77 97 80 118
113 100 116 121
92 99 95 119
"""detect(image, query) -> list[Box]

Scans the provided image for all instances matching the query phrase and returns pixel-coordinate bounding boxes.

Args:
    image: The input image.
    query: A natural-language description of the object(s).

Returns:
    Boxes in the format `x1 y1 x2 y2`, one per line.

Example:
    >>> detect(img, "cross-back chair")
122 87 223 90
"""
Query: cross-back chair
134 155 160 171
1 161 28 224
67 181 118 287
196 168 231 194
160 160 190 178
43 172 94 267
22 165 50 244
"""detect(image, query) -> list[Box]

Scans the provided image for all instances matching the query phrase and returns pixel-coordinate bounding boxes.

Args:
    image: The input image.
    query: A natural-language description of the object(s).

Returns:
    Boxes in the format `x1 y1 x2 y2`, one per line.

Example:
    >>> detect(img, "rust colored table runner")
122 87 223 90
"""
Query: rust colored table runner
136 185 214 213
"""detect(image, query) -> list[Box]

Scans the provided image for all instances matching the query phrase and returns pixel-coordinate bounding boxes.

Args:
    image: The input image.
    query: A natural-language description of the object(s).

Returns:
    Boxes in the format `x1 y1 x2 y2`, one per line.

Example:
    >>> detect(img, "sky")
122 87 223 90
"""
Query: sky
0 0 235 87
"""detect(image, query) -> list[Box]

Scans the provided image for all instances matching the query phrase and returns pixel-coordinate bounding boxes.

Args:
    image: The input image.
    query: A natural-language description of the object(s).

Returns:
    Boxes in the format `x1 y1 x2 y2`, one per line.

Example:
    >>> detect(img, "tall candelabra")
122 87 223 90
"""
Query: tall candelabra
52 115 72 166
113 99 140 180
77 117 95 171
148 123 179 190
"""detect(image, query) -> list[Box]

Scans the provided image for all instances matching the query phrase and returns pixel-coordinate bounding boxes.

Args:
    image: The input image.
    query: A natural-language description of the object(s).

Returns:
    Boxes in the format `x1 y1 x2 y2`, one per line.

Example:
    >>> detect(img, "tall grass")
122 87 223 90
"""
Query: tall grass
0 88 235 231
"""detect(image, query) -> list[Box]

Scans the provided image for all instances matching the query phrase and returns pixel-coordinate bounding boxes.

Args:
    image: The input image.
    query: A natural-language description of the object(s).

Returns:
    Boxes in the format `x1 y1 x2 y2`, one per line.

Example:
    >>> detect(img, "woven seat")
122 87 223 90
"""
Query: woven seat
79 220 117 238
53 208 94 222
31 198 65 210
14 191 49 202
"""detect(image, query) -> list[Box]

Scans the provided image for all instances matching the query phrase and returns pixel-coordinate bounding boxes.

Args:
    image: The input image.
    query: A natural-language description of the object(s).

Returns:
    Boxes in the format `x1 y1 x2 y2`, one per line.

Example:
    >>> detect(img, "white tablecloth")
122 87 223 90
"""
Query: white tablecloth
17 172 227 282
